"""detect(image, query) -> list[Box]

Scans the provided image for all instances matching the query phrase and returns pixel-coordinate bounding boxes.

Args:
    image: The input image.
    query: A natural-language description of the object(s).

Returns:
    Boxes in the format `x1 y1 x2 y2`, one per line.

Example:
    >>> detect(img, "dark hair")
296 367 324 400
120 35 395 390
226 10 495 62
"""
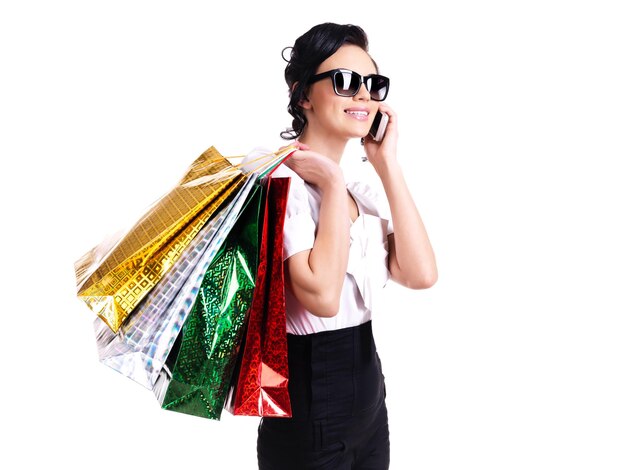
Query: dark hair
281 23 375 140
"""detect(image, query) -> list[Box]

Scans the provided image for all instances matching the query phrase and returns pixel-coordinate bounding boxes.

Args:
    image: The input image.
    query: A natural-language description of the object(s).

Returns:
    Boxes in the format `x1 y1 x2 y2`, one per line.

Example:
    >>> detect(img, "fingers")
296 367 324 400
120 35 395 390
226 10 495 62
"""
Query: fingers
377 104 398 140
279 141 310 153
283 148 314 171
376 105 397 128
283 148 337 172
294 141 310 151
283 156 296 170
281 140 310 151
376 103 395 117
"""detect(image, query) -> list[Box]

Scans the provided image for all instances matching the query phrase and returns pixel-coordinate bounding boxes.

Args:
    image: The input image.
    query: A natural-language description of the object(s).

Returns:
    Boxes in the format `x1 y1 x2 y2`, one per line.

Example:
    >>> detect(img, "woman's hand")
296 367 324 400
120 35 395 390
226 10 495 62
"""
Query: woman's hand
284 142 345 191
362 104 399 173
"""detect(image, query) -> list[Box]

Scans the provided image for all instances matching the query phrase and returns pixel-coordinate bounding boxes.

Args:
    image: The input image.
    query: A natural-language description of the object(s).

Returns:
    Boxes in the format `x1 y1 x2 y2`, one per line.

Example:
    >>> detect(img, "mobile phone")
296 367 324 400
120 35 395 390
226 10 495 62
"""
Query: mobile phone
369 111 389 141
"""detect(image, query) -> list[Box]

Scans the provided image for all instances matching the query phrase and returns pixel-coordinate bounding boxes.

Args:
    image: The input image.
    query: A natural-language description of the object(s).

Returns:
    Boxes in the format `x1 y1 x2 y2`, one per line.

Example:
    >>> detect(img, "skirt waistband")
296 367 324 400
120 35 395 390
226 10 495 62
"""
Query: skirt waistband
285 321 385 420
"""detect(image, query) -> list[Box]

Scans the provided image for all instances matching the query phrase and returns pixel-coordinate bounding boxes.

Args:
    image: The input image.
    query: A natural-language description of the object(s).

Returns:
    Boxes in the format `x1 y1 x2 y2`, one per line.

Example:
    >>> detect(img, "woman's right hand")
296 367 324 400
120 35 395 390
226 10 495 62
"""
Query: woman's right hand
284 142 345 191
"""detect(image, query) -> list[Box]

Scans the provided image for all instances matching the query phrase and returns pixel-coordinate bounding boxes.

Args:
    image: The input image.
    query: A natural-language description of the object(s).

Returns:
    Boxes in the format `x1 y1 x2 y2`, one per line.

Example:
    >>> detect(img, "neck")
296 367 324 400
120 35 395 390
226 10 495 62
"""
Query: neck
298 126 348 164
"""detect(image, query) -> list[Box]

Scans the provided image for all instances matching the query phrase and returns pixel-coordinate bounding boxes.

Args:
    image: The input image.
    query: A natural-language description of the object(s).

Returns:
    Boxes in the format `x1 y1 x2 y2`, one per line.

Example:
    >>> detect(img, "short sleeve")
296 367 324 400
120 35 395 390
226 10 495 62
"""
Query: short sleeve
346 181 394 235
272 165 317 261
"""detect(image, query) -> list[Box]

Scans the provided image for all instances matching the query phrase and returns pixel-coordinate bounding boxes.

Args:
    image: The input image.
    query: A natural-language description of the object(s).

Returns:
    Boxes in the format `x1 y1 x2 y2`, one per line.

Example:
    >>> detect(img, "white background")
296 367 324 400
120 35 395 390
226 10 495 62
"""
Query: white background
1 1 625 468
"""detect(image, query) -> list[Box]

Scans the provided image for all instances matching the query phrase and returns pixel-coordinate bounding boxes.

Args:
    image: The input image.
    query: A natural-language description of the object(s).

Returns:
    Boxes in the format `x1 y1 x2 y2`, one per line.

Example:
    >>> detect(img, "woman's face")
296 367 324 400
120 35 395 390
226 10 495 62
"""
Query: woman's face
303 44 380 140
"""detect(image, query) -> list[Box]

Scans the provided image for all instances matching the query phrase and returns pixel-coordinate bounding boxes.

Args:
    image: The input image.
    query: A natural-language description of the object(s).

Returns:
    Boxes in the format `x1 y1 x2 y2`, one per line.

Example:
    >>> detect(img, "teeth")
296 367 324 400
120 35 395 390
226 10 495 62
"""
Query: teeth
345 110 368 116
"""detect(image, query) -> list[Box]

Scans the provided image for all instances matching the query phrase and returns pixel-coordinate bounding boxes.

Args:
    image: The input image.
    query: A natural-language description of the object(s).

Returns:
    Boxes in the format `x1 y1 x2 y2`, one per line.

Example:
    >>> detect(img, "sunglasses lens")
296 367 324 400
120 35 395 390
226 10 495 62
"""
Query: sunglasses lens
329 70 389 100
368 75 389 101
333 70 360 96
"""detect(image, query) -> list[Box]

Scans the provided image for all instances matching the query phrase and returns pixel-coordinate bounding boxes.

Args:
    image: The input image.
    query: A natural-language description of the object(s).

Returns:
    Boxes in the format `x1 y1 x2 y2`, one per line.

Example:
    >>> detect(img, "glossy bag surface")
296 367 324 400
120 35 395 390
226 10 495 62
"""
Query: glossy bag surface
227 177 292 418
93 174 259 389
76 147 244 332
153 183 263 419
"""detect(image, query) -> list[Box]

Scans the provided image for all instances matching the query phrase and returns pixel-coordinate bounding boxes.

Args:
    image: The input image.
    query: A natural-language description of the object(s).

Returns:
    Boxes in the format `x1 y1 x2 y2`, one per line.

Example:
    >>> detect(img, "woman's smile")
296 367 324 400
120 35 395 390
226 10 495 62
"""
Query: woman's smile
344 107 370 121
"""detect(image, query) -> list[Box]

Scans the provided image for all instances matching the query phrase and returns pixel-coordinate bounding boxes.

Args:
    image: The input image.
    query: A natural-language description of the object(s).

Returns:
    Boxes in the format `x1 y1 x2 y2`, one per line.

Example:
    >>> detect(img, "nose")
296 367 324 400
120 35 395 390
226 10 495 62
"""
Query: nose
354 81 371 102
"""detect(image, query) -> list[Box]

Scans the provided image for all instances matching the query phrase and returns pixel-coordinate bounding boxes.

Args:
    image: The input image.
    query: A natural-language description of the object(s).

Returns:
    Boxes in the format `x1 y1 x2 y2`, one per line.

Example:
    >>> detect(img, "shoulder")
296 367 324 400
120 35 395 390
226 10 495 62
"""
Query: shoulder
272 164 310 197
271 163 319 217
346 180 387 213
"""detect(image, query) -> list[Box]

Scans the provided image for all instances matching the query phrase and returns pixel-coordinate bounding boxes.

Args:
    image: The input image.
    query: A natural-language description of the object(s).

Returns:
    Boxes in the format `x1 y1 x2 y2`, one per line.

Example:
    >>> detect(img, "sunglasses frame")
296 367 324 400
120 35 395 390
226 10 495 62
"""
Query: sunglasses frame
308 68 390 101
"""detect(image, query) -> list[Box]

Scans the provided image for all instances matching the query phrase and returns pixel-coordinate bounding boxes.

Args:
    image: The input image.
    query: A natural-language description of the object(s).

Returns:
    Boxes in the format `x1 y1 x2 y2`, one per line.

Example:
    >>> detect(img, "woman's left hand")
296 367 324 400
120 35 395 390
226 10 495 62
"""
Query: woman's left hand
363 103 399 172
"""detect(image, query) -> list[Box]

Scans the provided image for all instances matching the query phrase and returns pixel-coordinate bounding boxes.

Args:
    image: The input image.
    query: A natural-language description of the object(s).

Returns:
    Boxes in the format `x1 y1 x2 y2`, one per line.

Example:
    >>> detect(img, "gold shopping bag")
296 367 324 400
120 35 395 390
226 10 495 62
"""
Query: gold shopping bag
75 147 245 332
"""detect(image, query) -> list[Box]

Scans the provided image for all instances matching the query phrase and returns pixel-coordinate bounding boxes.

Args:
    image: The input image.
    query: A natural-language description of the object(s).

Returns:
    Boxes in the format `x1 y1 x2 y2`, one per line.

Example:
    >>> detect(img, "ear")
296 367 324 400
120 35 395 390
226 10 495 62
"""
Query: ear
299 93 312 110
292 81 312 110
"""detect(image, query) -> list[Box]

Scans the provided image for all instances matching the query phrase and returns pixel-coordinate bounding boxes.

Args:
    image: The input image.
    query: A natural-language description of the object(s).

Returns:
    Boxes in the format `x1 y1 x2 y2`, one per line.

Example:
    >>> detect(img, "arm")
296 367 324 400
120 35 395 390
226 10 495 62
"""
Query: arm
364 105 438 289
283 148 351 317
379 161 438 289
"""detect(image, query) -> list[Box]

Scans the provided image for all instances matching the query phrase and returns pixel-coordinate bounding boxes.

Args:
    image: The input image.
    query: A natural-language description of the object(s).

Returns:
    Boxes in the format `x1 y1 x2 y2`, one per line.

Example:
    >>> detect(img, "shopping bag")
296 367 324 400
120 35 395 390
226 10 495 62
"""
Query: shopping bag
227 176 292 417
152 182 263 419
93 174 259 389
75 147 244 332
75 144 298 421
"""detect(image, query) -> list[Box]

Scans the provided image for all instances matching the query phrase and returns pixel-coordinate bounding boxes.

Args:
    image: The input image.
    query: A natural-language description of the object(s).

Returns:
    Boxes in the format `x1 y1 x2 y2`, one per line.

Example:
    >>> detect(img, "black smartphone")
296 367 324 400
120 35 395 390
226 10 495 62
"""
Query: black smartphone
369 111 389 141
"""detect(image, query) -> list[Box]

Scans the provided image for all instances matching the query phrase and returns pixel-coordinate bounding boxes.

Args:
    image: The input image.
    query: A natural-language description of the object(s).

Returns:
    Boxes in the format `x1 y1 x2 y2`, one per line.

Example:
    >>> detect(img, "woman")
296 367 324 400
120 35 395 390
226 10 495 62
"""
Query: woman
257 23 437 469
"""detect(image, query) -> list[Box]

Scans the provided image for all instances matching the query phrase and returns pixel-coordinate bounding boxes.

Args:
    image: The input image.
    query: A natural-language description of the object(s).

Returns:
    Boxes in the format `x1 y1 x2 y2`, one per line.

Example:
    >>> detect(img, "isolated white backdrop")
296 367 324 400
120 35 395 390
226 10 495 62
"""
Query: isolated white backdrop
1 1 624 469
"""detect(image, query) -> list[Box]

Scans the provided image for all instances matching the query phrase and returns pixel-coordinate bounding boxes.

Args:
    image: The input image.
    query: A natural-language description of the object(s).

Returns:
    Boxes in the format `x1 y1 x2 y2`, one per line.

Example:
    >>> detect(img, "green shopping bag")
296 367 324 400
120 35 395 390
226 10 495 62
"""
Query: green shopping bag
155 182 263 419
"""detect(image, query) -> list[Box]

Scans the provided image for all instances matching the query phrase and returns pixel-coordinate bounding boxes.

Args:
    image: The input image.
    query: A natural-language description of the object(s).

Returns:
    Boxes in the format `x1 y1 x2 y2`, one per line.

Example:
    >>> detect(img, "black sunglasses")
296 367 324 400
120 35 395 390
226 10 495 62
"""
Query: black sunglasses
308 68 390 101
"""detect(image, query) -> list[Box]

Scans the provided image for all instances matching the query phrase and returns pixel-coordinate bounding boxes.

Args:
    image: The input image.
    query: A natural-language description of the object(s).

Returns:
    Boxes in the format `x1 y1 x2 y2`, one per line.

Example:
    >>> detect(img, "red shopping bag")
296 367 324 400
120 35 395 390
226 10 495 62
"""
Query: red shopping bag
227 176 292 417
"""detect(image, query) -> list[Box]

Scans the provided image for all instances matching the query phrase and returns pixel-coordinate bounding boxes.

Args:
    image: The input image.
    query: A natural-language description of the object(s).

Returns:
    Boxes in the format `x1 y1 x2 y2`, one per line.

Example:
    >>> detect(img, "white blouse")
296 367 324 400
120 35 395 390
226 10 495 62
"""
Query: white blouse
272 164 395 335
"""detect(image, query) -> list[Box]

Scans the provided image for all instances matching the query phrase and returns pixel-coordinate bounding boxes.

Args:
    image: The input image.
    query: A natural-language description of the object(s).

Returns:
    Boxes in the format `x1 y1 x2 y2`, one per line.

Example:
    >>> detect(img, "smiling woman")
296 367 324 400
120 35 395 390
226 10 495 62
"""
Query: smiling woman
257 23 438 469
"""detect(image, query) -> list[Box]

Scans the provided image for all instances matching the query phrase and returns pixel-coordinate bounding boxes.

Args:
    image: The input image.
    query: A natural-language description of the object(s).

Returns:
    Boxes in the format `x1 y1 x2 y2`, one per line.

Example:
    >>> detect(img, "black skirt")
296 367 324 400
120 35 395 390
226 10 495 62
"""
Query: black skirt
257 320 390 470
